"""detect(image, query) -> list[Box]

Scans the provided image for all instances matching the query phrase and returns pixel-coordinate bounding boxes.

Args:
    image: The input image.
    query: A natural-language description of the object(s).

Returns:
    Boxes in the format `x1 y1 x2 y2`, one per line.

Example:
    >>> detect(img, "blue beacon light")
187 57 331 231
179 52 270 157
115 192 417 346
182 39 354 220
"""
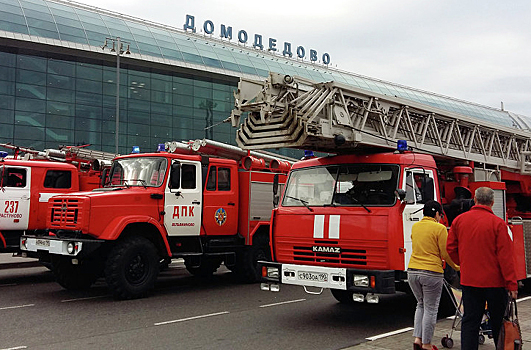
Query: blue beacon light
156 144 165 152
131 146 140 154
397 140 408 152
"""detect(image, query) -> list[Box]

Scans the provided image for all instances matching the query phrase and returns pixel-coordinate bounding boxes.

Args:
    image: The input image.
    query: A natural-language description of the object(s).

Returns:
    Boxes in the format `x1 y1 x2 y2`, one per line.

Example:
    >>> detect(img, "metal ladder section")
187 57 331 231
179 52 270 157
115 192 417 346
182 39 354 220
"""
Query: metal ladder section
230 72 531 173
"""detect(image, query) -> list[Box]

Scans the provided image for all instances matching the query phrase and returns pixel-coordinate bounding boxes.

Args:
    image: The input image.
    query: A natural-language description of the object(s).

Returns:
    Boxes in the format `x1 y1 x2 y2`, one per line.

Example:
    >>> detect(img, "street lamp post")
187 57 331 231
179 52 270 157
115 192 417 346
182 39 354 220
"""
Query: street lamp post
102 37 130 154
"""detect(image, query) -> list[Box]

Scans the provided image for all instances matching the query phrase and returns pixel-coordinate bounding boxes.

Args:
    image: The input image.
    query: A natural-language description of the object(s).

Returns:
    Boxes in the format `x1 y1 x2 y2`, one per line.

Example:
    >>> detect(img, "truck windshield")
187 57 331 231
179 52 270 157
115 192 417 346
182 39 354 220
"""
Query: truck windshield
282 164 399 207
108 157 168 187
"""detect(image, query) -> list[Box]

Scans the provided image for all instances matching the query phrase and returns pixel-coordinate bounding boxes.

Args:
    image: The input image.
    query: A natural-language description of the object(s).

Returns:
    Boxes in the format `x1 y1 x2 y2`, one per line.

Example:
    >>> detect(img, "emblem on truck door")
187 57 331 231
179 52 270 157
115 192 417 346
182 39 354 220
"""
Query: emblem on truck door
214 208 227 226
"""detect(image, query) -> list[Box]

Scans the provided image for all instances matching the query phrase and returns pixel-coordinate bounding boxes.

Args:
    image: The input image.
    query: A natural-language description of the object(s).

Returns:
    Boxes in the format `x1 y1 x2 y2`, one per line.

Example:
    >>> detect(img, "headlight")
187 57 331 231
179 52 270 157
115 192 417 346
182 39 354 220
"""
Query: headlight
66 242 77 254
353 274 369 287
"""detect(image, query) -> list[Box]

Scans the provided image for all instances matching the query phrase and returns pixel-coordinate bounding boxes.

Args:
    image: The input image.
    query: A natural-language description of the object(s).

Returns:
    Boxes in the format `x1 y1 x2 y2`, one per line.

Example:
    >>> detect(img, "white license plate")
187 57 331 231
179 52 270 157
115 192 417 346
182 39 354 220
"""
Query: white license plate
35 239 50 247
298 271 328 282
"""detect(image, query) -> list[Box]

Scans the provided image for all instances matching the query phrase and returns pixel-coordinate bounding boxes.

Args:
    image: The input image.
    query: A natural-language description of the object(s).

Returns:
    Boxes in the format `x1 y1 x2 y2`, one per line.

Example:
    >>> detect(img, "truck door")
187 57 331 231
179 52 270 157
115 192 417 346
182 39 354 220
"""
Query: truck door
402 168 436 267
164 160 202 236
202 164 238 236
0 166 31 230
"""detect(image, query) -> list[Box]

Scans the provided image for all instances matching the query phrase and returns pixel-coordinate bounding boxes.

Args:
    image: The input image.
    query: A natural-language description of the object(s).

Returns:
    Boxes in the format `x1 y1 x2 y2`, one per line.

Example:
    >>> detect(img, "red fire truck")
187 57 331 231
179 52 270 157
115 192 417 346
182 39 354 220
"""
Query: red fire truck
20 139 292 299
0 144 114 256
230 73 531 304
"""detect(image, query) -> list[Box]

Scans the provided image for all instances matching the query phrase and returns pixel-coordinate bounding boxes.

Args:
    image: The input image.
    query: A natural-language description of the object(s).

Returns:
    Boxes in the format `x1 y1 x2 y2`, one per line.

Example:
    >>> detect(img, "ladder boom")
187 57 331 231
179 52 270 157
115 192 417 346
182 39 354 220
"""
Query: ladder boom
231 72 531 173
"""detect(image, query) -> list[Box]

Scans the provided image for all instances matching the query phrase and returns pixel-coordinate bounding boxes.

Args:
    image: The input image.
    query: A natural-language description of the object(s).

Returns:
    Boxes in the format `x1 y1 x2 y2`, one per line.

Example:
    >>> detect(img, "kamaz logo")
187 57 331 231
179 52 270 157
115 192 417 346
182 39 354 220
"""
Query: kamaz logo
312 246 341 254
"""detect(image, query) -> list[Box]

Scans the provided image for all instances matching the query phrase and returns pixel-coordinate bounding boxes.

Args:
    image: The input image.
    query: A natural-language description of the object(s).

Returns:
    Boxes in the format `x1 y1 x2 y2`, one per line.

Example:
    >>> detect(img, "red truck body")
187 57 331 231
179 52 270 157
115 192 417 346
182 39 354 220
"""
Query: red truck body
259 150 531 303
21 141 290 299
0 158 102 253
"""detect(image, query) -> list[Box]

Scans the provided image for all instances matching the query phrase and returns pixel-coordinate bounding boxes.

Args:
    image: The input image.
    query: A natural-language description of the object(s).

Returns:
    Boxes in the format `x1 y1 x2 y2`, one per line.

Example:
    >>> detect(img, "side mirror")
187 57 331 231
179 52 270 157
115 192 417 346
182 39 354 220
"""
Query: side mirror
0 165 5 187
170 161 181 189
273 174 280 207
100 168 110 187
395 189 406 201
421 176 435 202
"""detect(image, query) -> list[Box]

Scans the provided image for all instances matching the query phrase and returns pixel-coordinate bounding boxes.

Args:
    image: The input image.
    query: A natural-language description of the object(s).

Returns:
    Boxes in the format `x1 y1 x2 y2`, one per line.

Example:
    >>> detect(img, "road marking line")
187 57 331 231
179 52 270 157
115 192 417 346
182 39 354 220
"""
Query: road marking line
0 304 34 311
516 296 531 302
0 283 17 287
259 299 306 308
154 311 229 326
61 296 107 303
1 346 27 350
366 327 414 341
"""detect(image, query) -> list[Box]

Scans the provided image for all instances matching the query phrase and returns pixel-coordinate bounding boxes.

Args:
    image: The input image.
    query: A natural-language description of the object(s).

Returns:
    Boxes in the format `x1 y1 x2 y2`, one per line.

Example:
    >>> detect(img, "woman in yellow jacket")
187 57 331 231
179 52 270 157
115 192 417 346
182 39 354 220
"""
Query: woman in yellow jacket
408 200 459 350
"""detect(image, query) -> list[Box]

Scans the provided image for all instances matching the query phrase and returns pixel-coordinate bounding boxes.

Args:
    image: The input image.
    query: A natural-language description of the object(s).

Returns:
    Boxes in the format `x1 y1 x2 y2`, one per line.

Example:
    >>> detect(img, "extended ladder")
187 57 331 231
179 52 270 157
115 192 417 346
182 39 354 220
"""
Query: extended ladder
230 73 531 173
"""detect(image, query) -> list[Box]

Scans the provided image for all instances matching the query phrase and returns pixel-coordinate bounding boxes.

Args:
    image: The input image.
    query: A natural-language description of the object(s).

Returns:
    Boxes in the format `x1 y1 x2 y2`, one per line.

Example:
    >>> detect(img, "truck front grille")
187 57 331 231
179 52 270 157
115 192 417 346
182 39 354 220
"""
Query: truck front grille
293 246 367 265
49 198 82 229
275 239 389 269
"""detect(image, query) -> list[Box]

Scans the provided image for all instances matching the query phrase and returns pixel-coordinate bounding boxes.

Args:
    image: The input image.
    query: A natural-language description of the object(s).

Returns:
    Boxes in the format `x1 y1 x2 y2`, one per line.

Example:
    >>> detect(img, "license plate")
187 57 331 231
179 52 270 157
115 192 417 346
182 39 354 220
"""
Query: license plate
35 239 50 247
298 271 328 282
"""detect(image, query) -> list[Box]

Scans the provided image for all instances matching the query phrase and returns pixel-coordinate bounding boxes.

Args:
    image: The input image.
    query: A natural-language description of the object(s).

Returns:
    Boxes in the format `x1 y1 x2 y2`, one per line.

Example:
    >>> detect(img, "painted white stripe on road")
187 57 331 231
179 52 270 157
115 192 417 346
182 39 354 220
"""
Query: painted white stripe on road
0 283 17 287
366 327 414 341
259 298 306 308
313 215 324 238
1 346 27 350
154 311 229 326
0 304 34 311
516 296 531 302
61 296 107 303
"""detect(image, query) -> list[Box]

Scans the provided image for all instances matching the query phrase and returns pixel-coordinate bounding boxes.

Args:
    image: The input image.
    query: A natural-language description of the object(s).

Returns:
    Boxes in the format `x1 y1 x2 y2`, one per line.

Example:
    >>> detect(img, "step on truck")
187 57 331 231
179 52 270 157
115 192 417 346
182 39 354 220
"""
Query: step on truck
230 72 531 304
0 144 115 257
20 139 292 299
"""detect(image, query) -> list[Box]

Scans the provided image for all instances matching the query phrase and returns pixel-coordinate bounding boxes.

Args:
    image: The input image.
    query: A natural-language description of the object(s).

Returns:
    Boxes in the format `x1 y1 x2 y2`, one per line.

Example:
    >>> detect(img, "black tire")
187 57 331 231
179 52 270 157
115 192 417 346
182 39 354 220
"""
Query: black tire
235 236 271 283
52 256 101 290
330 289 356 304
184 257 222 277
478 334 485 345
105 236 159 300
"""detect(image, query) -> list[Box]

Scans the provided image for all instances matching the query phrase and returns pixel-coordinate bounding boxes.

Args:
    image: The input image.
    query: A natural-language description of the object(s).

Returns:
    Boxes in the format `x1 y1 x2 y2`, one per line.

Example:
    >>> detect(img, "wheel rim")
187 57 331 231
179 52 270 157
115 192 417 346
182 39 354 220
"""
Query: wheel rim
125 254 148 285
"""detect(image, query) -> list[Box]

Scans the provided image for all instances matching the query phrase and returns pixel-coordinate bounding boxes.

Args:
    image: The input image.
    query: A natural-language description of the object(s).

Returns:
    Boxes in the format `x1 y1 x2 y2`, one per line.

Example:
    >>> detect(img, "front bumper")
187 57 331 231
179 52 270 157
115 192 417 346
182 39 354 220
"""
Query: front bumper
20 235 104 257
259 261 396 294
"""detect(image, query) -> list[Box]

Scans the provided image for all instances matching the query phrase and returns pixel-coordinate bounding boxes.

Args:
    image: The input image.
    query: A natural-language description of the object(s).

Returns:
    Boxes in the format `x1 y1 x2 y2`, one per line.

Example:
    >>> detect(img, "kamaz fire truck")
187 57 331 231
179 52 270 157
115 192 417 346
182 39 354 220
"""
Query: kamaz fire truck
20 139 292 299
0 144 115 255
230 72 531 304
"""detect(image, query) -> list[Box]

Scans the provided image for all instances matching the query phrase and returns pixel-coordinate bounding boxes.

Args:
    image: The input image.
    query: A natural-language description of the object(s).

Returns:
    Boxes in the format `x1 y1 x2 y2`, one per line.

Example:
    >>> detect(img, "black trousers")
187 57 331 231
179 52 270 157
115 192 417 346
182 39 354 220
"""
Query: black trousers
461 285 508 350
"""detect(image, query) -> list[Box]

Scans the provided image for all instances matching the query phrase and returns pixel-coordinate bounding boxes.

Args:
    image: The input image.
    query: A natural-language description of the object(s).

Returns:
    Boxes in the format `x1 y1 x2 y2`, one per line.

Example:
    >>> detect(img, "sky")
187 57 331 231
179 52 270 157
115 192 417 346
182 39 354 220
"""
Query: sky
75 0 531 118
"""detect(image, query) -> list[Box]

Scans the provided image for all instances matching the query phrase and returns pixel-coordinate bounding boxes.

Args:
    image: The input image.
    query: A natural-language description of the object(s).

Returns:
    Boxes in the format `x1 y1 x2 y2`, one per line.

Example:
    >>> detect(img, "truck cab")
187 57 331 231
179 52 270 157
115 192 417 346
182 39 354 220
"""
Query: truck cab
260 151 439 302
0 159 95 253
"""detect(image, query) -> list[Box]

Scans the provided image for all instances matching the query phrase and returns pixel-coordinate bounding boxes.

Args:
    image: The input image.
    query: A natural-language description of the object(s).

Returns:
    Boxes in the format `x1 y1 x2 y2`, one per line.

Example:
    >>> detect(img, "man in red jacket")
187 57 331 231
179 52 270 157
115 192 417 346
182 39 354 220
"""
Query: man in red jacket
447 186 518 349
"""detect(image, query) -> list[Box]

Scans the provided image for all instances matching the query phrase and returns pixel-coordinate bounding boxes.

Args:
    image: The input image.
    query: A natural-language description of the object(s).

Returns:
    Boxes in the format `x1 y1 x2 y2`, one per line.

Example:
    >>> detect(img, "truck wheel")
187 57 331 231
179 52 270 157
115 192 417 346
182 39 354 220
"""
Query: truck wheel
52 256 101 290
330 289 356 304
184 257 222 277
105 236 159 300
236 237 271 283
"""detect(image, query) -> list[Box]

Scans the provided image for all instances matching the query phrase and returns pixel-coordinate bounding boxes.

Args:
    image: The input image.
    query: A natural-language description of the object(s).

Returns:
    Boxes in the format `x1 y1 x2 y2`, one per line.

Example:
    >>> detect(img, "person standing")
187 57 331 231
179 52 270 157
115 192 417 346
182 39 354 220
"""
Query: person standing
408 200 459 350
447 186 518 349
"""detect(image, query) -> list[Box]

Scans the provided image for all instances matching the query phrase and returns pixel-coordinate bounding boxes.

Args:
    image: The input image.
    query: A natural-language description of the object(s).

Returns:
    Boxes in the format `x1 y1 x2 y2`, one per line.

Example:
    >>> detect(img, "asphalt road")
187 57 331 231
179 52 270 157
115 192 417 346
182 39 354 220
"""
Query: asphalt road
0 262 418 350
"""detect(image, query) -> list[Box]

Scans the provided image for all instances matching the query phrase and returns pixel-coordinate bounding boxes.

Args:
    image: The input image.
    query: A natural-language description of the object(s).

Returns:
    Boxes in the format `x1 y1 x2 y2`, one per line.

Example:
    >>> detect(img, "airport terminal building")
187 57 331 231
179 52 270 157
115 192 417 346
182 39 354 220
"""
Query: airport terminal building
0 0 529 155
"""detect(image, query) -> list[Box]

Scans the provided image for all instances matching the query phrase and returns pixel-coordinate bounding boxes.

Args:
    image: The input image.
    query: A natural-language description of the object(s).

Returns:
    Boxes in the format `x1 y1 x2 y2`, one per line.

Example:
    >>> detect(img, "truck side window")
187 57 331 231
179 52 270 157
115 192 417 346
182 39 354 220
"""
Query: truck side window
206 166 216 191
44 170 72 189
4 168 26 187
181 164 196 189
405 171 434 204
217 168 231 191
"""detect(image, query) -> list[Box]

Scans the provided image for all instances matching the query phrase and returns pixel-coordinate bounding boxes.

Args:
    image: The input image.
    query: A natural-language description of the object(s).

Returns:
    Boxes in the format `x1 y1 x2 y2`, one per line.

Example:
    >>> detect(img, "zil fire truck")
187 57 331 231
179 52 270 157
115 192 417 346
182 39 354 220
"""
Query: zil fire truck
19 139 292 299
0 143 115 256
229 72 531 304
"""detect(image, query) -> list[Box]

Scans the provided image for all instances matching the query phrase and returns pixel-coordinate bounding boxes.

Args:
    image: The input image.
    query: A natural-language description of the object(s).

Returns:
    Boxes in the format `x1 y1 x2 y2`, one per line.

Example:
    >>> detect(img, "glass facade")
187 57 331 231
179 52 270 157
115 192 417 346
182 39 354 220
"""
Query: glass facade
0 0 529 156
0 50 237 154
